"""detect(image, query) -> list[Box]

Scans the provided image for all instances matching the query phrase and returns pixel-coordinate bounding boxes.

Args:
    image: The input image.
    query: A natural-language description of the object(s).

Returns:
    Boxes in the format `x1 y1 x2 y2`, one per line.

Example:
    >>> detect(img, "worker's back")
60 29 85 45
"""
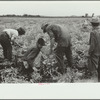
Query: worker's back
90 27 100 56
46 24 71 47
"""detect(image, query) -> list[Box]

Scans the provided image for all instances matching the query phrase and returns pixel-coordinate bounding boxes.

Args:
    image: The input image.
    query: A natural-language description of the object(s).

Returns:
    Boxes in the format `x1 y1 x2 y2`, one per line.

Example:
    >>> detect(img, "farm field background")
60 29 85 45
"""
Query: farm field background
0 17 97 83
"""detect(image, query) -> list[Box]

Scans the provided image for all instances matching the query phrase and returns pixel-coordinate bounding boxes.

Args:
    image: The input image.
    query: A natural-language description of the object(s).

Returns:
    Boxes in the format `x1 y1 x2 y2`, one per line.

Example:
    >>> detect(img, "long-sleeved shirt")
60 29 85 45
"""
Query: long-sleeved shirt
23 46 40 61
89 27 100 56
3 29 18 41
46 24 72 47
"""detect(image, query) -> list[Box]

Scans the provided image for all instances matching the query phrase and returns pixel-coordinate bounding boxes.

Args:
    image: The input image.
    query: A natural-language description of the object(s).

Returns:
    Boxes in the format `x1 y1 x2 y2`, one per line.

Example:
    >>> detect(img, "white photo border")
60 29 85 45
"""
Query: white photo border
0 1 100 99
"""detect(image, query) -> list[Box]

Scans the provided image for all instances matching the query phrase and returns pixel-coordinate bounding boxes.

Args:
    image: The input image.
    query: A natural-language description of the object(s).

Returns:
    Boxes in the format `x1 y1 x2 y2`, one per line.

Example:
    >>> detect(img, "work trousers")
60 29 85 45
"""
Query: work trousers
0 32 12 61
88 54 100 82
54 46 73 73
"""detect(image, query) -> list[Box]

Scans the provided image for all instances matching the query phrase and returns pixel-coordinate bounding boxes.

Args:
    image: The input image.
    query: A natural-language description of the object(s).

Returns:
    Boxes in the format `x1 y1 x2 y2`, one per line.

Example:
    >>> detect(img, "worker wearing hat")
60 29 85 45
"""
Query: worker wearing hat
88 16 100 81
0 27 25 61
41 23 73 74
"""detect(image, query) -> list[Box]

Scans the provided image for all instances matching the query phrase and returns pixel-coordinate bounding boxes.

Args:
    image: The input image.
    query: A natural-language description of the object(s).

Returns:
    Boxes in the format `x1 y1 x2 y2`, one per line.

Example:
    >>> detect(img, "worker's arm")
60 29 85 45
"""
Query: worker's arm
26 48 39 61
11 35 22 48
47 31 55 54
11 40 22 48
11 32 20 45
11 36 16 42
24 47 34 57
11 32 18 42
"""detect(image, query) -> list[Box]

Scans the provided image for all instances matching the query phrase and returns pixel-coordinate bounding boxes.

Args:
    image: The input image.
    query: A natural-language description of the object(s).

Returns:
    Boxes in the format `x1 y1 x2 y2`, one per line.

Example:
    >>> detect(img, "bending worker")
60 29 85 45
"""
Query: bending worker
41 23 73 74
0 27 25 61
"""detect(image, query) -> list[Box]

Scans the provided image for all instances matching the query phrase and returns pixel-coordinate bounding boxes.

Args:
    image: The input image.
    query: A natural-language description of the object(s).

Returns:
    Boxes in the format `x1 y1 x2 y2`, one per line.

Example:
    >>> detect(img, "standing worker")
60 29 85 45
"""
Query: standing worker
41 23 73 74
0 27 25 62
88 16 100 82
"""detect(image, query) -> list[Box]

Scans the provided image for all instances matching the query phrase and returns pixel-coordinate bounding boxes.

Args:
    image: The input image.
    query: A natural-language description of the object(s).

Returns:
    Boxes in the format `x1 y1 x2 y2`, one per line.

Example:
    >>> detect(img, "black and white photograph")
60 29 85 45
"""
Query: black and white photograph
0 1 100 83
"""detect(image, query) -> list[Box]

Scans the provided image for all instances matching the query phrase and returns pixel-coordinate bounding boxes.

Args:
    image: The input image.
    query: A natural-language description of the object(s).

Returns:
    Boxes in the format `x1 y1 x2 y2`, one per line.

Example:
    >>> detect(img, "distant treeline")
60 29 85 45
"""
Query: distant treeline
0 14 92 18
0 14 40 17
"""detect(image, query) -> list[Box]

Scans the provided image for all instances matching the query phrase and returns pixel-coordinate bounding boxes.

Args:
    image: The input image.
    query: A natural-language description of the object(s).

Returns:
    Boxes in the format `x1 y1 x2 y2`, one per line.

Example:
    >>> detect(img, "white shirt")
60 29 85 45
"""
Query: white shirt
3 29 18 41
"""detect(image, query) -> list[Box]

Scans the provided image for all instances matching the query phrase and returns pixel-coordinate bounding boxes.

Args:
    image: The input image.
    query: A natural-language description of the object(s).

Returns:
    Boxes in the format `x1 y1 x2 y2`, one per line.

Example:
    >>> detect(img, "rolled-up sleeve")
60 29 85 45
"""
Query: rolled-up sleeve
11 34 17 41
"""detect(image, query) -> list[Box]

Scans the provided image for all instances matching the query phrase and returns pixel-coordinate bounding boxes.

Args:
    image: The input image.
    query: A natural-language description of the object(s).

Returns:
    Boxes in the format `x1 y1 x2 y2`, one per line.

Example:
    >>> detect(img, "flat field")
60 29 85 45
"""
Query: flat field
0 17 97 83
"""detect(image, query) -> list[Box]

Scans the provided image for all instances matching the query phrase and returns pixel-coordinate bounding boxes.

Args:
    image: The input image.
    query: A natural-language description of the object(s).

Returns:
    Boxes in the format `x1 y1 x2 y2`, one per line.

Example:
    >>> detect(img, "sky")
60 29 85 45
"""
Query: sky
0 1 100 16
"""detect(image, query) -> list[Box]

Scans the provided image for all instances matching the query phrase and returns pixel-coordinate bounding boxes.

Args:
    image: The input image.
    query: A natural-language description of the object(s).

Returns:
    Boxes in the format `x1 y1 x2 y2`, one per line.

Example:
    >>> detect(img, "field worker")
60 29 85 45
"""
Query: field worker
22 38 45 74
0 27 25 61
88 16 100 82
41 23 73 74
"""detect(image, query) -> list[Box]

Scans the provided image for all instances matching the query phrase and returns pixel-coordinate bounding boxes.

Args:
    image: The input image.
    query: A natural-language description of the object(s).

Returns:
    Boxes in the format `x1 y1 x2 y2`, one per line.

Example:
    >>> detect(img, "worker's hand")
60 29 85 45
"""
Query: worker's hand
88 51 93 57
23 61 29 69
11 40 14 45
52 42 58 51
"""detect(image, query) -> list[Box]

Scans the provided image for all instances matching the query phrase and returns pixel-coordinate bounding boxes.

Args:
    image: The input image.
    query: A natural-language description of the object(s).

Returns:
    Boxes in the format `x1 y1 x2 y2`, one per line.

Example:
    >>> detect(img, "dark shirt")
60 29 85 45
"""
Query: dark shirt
89 27 100 56
23 46 40 61
46 24 72 47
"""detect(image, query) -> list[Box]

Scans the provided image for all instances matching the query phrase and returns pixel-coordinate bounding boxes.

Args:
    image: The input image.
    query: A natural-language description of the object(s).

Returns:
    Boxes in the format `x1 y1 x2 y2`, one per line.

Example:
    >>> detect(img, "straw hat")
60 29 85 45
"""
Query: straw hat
91 16 100 23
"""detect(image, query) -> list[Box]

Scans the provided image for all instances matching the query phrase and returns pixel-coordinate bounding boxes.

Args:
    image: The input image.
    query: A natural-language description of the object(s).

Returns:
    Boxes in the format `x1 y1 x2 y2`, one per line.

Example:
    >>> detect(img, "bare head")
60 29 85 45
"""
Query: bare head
41 23 49 33
17 27 25 35
37 38 45 49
